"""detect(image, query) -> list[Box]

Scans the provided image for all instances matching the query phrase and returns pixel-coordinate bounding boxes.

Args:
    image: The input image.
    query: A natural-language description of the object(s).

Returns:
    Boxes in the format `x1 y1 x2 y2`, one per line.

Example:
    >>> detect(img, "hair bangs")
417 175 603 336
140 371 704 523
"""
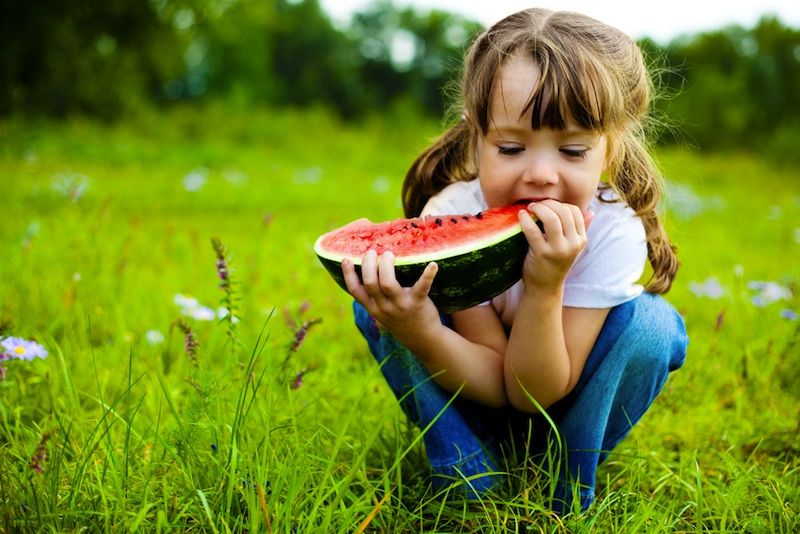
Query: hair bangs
522 50 608 132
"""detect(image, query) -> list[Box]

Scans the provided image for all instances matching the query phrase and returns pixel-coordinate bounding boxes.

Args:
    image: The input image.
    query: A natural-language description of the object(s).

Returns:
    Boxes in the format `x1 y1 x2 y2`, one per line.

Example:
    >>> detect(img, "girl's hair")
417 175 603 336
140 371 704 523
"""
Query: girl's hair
402 8 678 293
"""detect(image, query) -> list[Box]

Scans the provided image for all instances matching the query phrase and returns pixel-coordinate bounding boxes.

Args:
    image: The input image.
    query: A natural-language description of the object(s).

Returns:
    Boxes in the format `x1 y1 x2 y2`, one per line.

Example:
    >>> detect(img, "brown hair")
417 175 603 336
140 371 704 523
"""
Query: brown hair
402 8 678 293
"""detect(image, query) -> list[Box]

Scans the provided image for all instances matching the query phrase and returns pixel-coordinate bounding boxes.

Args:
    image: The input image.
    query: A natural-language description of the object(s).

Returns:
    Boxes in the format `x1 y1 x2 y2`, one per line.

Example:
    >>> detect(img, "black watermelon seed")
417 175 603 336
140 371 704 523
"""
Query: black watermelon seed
411 223 418 228
450 218 458 224
476 212 483 219
435 218 442 226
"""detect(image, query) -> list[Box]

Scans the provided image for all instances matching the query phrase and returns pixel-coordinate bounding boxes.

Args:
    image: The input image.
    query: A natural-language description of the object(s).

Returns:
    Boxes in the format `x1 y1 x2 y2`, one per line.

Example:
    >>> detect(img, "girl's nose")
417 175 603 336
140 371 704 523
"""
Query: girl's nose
522 154 558 186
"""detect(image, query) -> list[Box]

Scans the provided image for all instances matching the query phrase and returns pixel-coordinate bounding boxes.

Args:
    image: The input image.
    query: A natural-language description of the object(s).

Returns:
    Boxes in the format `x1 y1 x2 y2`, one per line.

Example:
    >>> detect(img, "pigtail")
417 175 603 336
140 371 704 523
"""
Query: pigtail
610 133 679 294
402 120 475 217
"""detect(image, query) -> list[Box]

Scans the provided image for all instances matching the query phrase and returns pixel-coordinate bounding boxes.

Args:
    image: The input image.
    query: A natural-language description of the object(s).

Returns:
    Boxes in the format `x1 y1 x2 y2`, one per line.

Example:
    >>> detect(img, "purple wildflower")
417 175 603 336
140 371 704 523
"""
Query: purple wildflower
780 309 798 321
211 237 231 290
1 337 48 361
0 346 9 381
175 320 199 366
30 429 56 474
291 366 317 390
216 258 229 284
289 319 322 353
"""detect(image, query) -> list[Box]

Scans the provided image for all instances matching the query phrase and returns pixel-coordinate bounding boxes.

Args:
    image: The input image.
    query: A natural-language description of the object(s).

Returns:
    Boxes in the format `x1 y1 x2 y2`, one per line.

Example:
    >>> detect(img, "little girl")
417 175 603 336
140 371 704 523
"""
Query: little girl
342 7 687 513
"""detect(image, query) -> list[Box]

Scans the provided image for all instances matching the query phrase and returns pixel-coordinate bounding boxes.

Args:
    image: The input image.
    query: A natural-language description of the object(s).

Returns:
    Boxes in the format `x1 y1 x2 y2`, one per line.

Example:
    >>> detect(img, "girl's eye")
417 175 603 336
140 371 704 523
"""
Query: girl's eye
560 147 589 159
498 145 524 156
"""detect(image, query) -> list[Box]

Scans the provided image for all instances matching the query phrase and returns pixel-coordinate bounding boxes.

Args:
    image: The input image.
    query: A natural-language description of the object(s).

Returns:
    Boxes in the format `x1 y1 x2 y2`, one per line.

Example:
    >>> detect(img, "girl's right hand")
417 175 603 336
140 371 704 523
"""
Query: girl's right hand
518 200 594 293
342 250 441 339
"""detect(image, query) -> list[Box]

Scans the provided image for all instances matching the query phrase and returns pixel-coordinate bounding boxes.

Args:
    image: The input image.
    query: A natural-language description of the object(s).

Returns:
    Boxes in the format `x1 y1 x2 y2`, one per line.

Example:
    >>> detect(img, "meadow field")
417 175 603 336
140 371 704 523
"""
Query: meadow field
1 105 798 532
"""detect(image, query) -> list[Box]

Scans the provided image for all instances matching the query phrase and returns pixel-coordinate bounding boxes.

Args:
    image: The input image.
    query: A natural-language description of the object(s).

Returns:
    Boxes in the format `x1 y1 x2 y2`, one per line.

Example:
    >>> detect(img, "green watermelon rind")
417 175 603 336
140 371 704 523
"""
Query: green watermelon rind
315 229 528 313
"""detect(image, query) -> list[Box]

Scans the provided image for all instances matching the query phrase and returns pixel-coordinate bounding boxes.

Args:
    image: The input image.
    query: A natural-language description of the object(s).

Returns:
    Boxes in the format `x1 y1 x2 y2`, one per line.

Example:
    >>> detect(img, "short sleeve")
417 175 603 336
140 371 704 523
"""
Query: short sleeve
562 200 647 308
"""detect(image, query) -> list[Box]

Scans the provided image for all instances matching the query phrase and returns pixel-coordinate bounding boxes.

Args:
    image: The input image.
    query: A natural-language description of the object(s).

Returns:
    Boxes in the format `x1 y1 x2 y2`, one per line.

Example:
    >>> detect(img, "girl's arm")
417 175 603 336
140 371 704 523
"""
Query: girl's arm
342 250 510 407
505 294 609 411
503 200 607 411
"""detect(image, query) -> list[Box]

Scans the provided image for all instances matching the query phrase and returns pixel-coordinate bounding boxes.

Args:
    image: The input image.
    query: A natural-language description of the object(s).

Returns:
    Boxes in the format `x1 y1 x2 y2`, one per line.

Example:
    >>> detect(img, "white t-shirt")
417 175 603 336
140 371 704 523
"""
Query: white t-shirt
421 180 646 326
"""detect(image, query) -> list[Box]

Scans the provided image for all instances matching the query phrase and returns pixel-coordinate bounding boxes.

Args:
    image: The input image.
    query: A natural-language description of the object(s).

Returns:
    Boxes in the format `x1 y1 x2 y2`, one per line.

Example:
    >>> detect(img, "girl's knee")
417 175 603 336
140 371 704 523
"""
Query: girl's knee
626 293 688 372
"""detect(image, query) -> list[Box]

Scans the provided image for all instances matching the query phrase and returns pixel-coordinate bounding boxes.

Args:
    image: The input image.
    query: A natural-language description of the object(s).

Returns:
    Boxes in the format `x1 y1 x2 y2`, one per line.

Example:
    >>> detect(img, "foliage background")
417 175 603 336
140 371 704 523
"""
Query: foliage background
3 0 800 165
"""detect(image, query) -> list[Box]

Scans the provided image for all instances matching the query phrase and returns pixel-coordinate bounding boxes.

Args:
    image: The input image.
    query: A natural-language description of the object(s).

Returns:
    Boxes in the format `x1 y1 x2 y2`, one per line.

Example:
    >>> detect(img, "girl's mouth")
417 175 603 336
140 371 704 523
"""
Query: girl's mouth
515 197 551 205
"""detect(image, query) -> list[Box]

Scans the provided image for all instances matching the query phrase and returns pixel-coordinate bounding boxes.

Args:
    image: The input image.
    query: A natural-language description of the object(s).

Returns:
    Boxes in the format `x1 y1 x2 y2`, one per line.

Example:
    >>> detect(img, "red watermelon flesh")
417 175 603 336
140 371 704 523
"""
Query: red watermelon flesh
315 204 525 265
314 203 530 312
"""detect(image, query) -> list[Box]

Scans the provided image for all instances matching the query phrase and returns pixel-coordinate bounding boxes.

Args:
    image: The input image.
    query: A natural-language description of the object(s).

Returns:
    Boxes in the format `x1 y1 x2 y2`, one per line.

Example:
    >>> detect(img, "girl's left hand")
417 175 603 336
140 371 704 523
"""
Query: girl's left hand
342 250 441 339
518 200 594 293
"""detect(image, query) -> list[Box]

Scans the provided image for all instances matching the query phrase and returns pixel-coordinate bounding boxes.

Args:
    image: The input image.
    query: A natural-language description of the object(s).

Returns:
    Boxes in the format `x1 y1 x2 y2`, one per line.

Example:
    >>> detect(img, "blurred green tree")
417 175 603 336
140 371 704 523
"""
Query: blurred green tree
0 0 188 117
648 16 800 162
1 0 798 164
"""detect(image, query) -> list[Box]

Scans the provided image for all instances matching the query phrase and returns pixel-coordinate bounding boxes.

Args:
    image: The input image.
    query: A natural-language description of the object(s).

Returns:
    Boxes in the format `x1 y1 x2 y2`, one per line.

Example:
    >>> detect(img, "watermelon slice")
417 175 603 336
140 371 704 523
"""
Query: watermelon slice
314 204 529 312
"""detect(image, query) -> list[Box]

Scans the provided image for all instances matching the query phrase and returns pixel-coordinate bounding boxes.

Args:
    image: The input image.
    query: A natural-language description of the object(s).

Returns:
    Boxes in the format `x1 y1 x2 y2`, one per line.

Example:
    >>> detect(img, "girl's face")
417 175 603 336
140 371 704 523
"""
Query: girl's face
477 55 607 210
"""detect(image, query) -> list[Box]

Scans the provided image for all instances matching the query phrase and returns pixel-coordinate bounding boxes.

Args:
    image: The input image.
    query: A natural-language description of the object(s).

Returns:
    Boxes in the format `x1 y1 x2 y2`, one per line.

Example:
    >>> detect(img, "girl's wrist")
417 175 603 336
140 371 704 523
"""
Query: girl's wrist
522 281 564 301
388 314 443 347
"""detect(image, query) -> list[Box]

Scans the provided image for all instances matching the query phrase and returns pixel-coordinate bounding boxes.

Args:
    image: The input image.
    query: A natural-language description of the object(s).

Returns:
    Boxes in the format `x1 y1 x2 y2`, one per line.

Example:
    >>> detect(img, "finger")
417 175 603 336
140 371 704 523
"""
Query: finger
553 202 579 237
411 262 438 299
342 258 373 306
527 202 562 239
378 251 402 296
568 204 586 237
519 208 545 248
360 249 381 296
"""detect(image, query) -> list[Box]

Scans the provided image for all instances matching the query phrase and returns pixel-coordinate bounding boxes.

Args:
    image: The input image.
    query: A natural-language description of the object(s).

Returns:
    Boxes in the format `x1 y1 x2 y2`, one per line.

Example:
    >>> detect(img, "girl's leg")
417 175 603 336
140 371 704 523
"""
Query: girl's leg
352 293 687 511
353 302 503 496
547 292 688 512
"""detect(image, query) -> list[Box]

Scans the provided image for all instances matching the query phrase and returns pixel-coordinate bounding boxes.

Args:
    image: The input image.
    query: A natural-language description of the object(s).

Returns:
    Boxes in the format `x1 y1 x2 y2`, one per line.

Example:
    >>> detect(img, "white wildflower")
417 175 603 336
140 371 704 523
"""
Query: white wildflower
189 306 216 321
372 176 390 194
182 168 208 192
689 277 725 299
748 281 792 307
174 293 216 321
51 172 90 201
145 330 165 345
293 166 323 185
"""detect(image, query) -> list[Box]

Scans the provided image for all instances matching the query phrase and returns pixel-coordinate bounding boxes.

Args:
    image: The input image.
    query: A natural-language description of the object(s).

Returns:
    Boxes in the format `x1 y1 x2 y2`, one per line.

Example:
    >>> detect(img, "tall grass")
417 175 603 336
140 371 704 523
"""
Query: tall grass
1 104 798 531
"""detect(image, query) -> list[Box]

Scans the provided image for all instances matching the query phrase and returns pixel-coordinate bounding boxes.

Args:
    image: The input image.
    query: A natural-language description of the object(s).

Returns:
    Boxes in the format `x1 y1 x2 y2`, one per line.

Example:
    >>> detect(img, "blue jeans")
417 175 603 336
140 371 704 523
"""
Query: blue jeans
353 293 687 513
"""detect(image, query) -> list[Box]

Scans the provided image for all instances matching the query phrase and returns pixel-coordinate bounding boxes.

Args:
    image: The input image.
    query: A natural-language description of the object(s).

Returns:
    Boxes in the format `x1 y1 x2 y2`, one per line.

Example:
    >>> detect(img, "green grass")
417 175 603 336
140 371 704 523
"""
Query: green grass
1 104 798 532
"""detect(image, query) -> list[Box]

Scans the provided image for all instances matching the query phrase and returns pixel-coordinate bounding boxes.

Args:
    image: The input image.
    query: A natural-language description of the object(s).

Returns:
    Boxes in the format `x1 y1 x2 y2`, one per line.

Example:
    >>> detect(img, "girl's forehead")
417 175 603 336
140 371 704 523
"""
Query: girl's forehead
493 56 540 94
489 57 539 113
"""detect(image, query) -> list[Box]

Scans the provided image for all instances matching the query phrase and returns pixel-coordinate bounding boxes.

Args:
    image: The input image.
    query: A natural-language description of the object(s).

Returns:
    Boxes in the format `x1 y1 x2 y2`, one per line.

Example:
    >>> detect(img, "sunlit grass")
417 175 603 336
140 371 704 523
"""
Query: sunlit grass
1 104 798 531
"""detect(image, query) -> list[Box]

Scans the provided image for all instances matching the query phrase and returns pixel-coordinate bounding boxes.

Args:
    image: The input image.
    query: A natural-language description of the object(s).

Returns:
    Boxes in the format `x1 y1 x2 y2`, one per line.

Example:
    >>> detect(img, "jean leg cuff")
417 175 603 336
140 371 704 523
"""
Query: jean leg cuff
429 447 504 498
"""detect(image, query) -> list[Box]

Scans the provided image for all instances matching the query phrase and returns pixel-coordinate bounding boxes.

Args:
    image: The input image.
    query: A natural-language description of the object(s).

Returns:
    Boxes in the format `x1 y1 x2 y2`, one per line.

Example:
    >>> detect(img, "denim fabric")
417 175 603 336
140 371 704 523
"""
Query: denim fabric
353 293 688 512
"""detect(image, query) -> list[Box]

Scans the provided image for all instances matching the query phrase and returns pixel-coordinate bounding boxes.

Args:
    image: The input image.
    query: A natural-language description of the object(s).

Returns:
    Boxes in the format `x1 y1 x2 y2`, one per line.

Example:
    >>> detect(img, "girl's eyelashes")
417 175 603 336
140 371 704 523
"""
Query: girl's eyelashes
497 145 524 156
497 145 590 159
560 147 589 159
